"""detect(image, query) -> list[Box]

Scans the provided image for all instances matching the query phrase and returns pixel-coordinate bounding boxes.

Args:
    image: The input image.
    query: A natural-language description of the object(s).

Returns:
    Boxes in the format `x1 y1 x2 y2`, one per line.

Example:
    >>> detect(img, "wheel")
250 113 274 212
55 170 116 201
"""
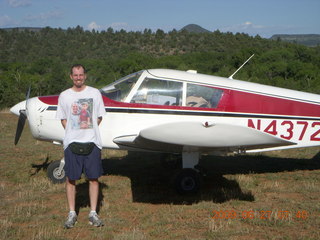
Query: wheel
174 168 201 194
47 160 66 184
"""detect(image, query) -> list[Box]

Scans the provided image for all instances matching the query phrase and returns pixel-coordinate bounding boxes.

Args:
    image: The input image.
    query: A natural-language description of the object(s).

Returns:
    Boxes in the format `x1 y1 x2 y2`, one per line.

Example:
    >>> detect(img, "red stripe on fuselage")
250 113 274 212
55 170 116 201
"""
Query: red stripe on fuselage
221 90 320 118
38 95 59 105
38 88 320 118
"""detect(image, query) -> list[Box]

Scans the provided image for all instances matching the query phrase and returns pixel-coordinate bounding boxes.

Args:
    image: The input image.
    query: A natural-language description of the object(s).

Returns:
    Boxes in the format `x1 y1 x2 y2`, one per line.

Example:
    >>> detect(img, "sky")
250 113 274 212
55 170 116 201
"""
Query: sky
0 0 319 38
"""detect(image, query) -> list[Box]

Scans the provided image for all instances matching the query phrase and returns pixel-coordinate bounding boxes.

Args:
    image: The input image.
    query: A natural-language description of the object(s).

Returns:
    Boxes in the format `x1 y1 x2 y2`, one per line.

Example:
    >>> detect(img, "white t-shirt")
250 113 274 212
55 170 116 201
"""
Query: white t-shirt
56 86 105 149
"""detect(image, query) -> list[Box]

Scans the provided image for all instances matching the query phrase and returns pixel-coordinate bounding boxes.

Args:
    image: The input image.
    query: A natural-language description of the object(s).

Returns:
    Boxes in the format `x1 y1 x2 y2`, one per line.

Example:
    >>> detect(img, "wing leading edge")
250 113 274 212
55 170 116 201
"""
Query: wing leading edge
113 122 296 153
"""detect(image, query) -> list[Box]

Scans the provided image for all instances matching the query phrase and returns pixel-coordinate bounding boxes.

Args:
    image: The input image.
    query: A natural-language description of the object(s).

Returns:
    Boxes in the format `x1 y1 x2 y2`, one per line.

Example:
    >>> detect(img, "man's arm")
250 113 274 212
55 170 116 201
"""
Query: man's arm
61 119 67 129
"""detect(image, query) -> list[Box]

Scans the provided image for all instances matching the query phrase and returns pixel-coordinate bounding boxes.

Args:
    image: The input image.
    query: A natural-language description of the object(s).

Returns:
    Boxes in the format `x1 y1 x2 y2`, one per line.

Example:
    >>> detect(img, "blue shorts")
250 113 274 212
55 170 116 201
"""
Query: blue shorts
64 145 103 180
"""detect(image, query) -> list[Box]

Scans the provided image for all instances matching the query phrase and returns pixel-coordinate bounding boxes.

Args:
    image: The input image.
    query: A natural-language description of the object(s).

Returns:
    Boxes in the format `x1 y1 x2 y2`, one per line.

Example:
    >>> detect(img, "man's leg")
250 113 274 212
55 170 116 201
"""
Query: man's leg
64 177 77 229
86 146 104 227
88 179 104 227
85 146 103 212
66 177 76 211
89 179 99 211
64 147 82 212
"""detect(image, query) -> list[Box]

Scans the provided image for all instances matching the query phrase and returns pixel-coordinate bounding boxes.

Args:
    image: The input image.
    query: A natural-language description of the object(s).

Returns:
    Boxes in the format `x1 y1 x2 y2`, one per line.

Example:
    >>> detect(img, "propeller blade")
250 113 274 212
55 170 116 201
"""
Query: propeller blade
26 86 31 100
26 86 31 110
13 86 31 145
14 110 27 145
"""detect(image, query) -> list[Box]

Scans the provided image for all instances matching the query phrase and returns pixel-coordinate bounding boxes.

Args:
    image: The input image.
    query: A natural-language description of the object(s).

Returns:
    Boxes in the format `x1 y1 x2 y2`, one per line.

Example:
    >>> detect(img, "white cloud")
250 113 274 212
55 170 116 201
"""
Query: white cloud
7 0 31 8
84 21 147 32
221 21 301 38
242 21 264 30
223 21 264 32
87 21 101 31
85 22 132 32
220 21 271 37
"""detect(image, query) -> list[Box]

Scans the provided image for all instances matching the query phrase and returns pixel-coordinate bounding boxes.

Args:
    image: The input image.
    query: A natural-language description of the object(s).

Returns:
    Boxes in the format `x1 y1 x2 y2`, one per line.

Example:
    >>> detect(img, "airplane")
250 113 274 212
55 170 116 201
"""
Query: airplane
10 56 320 194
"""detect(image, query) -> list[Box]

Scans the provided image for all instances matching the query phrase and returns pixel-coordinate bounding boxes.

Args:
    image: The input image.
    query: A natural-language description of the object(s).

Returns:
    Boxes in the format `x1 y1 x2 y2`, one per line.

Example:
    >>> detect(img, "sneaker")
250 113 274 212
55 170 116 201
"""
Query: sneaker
64 212 77 229
88 212 104 227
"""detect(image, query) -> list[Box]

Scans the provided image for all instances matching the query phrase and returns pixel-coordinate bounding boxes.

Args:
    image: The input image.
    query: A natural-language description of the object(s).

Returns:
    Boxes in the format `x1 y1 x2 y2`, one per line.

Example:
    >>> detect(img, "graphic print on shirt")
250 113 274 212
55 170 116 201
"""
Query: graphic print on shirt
70 98 93 129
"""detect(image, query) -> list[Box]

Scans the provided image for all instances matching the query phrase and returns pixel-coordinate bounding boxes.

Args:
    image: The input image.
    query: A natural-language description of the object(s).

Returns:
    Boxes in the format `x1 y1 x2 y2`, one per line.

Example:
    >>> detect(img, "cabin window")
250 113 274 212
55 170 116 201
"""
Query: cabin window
101 71 142 102
131 78 183 106
186 83 223 108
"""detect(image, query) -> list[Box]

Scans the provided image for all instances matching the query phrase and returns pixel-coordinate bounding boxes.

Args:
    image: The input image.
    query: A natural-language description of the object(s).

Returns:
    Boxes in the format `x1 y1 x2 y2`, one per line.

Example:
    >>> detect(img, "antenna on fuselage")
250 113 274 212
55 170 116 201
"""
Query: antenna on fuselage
228 54 254 79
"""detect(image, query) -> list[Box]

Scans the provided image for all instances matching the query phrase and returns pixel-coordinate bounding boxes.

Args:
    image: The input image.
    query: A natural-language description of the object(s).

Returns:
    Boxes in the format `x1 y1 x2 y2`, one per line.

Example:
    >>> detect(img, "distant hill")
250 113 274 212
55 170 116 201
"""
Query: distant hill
180 24 210 33
270 34 320 47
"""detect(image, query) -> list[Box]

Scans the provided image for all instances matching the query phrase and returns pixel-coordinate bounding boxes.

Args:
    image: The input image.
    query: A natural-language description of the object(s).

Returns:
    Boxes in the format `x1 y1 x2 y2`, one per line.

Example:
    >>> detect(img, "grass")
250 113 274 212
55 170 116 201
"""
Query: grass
1 112 320 239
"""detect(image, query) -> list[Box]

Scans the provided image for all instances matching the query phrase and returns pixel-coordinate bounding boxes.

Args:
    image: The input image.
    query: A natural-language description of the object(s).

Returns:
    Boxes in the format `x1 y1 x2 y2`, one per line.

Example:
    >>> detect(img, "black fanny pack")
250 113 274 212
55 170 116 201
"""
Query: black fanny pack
69 142 95 155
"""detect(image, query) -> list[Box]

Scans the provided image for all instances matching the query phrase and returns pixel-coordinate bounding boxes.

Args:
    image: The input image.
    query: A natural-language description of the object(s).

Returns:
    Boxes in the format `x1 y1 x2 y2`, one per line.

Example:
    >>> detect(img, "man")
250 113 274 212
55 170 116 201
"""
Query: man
56 64 105 228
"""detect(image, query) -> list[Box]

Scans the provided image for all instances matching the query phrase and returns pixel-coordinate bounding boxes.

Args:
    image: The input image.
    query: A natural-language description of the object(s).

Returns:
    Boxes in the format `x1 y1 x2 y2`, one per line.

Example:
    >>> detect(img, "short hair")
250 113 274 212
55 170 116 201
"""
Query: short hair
70 64 86 74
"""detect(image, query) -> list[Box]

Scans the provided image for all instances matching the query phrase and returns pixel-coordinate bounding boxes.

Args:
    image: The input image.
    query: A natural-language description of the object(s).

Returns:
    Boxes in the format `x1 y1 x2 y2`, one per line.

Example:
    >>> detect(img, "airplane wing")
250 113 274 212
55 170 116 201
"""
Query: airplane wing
113 122 296 153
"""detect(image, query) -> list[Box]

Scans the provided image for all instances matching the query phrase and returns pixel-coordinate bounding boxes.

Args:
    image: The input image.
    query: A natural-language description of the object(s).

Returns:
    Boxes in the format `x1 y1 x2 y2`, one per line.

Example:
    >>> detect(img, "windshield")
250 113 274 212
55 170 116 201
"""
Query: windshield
101 71 143 102
131 78 183 106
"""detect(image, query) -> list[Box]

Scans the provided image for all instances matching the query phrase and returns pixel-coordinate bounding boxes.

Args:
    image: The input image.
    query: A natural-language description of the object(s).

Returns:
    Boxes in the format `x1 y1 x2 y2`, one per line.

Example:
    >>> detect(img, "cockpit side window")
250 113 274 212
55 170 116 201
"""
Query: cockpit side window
131 78 183 106
186 83 223 108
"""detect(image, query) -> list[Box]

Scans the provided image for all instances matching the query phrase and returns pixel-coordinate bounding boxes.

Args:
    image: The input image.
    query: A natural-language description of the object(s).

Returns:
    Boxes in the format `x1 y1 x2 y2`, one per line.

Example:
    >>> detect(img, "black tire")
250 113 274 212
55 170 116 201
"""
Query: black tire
174 168 201 195
47 160 66 184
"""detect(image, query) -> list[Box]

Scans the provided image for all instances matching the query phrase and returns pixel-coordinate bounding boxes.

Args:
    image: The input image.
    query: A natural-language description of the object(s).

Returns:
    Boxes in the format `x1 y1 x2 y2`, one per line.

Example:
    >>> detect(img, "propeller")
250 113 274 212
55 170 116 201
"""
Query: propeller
14 87 31 145
14 110 27 145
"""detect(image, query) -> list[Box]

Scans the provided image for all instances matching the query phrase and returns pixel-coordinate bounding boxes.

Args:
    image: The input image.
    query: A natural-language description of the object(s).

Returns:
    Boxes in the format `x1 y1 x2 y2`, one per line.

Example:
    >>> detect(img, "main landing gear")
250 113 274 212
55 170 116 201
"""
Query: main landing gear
46 153 204 195
47 158 66 184
174 152 204 195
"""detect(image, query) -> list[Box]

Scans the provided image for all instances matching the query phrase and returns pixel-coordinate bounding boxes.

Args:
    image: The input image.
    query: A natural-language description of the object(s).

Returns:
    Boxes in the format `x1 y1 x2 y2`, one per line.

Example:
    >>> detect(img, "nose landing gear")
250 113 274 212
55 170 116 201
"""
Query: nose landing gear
47 158 66 184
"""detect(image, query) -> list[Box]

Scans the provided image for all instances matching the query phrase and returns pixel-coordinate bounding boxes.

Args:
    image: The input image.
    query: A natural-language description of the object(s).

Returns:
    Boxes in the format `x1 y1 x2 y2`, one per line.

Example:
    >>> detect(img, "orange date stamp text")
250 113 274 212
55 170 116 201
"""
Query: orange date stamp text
211 210 309 220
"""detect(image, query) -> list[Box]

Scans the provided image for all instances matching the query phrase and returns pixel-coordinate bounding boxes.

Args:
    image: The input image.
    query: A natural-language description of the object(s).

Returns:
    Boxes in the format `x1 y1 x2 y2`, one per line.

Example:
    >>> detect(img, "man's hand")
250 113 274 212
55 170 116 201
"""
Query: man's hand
97 117 102 126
